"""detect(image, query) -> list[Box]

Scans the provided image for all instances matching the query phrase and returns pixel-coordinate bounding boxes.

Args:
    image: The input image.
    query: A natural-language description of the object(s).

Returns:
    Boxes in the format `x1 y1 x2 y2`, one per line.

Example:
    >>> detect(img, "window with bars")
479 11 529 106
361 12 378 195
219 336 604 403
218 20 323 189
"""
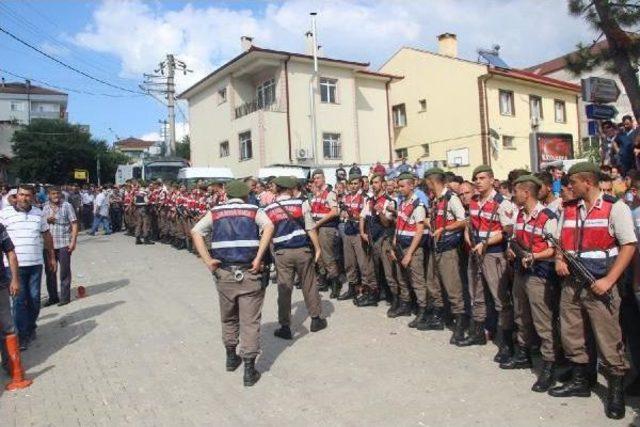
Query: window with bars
239 131 252 160
322 133 342 159
499 90 514 116
219 141 229 157
256 79 275 108
320 78 338 103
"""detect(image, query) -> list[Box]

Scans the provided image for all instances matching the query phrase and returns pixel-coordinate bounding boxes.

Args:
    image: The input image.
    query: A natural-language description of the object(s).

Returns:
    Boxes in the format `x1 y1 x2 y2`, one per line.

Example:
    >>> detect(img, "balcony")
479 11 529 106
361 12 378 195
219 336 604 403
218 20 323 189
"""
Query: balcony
234 98 284 119
30 110 67 121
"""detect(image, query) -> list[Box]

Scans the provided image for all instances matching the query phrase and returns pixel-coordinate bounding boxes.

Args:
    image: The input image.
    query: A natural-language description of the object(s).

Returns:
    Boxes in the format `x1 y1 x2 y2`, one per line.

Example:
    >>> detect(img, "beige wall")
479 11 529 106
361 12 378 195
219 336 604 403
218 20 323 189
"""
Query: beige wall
485 76 580 179
381 48 486 178
187 55 391 177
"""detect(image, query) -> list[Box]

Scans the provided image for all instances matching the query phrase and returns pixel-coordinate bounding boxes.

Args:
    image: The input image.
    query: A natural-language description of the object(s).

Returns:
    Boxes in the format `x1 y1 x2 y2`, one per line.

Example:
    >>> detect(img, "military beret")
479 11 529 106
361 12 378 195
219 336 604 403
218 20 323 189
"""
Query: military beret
311 169 324 177
225 180 249 198
472 165 493 178
424 167 445 178
397 172 416 181
273 176 297 189
348 173 361 182
513 174 543 187
568 161 599 176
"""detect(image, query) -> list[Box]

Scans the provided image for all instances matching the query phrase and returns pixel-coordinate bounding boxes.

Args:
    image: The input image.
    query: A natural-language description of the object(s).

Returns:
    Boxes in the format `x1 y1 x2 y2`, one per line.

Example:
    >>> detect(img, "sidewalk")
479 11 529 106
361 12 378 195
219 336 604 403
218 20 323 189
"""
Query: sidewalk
0 233 638 426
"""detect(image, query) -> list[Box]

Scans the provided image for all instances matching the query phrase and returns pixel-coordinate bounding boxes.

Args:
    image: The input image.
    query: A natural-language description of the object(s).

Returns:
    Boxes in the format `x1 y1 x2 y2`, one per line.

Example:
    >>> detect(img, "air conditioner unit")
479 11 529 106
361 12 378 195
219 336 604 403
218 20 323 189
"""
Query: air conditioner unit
296 148 309 160
531 116 541 127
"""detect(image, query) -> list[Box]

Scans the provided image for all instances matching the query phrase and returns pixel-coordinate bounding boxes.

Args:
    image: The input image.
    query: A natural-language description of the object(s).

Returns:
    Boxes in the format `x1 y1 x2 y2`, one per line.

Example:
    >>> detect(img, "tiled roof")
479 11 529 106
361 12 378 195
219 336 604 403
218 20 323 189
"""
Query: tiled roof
0 82 66 96
115 137 155 150
525 39 609 75
489 67 581 92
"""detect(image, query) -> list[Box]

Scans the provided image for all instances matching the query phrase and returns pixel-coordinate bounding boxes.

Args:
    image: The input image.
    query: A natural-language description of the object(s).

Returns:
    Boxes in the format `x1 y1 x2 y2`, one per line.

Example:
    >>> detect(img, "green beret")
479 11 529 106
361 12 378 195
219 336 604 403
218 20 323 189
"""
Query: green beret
348 173 361 182
472 165 493 178
513 174 543 187
568 161 599 176
225 180 249 198
424 167 445 178
397 172 416 181
273 176 297 189
312 169 324 177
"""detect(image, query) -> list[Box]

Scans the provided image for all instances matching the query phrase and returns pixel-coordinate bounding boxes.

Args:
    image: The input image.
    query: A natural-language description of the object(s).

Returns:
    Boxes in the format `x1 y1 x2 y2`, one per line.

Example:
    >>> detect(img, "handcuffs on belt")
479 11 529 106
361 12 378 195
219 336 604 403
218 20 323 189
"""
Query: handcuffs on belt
218 265 249 282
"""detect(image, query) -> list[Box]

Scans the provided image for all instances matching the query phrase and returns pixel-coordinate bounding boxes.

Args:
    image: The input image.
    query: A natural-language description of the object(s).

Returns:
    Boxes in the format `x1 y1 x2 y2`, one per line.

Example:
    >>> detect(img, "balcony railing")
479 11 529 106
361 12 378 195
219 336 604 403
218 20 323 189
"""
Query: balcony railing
234 98 283 119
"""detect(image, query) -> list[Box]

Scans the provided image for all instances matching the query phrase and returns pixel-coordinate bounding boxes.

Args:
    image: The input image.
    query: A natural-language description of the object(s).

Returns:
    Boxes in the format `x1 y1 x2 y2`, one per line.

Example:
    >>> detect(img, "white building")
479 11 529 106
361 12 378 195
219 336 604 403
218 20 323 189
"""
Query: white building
179 36 401 178
0 80 68 124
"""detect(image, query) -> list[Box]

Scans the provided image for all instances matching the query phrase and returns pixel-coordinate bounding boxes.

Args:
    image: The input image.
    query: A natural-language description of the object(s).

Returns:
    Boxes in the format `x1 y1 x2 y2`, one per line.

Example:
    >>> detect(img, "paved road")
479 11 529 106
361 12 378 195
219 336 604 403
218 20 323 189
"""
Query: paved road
0 232 638 426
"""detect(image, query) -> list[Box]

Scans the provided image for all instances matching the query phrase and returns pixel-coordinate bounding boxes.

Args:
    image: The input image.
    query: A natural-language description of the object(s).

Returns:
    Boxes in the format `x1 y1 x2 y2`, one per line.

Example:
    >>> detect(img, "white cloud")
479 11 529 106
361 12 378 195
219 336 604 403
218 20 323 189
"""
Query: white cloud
139 122 189 143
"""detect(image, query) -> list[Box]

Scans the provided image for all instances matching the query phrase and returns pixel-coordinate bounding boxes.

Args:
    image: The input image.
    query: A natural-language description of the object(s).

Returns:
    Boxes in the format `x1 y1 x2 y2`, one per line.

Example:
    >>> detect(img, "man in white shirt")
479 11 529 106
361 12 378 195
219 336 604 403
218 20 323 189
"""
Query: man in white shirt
0 185 55 350
89 186 111 236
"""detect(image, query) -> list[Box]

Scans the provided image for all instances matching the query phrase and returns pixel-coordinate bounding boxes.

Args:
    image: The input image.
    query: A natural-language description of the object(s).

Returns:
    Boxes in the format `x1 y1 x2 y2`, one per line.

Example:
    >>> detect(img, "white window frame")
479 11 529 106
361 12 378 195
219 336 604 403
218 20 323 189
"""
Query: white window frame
10 101 25 112
256 78 275 108
554 99 566 123
239 131 252 161
218 88 227 104
320 78 338 104
392 104 407 127
395 148 408 159
219 140 229 158
322 133 342 159
529 95 543 120
499 90 514 116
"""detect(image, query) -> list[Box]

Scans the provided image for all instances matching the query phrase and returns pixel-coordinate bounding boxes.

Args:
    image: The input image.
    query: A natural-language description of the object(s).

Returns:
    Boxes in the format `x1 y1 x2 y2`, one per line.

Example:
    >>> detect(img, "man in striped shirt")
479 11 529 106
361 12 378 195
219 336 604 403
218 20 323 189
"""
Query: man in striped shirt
0 185 56 350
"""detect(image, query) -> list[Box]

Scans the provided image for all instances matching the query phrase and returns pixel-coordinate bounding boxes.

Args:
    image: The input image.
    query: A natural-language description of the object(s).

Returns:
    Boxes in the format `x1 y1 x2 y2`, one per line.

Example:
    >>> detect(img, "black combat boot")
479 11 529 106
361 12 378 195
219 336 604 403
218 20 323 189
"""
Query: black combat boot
310 316 327 332
144 237 155 245
135 236 143 245
329 278 342 299
605 374 625 420
408 307 426 328
243 358 261 387
338 283 356 301
418 306 445 331
456 320 487 347
356 289 378 307
493 329 514 364
386 295 399 317
388 300 412 318
449 314 467 345
225 346 242 372
548 364 591 398
499 345 532 369
318 275 329 292
531 361 555 392
273 325 293 340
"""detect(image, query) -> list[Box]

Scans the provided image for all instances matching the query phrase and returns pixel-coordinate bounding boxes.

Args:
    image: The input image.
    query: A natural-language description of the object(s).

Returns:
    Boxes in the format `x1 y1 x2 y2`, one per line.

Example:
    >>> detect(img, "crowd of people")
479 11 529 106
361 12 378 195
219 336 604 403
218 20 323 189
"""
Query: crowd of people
118 152 640 420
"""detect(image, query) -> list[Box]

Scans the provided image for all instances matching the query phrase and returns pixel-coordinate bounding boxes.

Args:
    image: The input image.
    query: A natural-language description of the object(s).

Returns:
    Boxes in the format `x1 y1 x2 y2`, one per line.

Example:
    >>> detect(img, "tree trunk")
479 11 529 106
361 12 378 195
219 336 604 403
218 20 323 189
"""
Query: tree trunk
594 0 640 122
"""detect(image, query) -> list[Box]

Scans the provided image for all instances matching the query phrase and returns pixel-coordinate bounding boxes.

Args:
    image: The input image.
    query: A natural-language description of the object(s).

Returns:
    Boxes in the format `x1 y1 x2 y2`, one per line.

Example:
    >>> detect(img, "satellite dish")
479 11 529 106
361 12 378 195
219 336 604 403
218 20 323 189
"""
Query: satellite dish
489 128 500 140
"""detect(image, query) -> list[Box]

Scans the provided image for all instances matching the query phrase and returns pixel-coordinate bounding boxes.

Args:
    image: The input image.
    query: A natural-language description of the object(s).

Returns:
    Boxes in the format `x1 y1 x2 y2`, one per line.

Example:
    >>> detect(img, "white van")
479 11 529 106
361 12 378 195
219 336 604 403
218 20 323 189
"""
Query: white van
177 167 234 187
258 166 310 181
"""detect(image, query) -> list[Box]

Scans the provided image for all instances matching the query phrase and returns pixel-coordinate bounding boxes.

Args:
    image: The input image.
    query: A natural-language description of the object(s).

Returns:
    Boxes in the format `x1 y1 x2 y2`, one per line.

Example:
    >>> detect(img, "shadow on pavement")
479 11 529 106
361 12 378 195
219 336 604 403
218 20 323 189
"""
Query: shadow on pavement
85 279 130 296
259 299 335 372
22 301 125 373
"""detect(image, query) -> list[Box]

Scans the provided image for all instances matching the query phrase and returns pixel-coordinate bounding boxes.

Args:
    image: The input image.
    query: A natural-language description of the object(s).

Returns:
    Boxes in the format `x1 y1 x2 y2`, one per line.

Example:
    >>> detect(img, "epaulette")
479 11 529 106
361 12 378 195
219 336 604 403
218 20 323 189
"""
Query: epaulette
603 194 618 204
541 207 557 220
493 193 504 203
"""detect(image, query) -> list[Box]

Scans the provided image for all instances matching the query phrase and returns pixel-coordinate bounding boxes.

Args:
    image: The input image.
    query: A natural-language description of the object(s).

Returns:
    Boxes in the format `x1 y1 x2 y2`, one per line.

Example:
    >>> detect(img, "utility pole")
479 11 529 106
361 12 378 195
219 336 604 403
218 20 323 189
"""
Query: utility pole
141 54 191 157
309 13 319 164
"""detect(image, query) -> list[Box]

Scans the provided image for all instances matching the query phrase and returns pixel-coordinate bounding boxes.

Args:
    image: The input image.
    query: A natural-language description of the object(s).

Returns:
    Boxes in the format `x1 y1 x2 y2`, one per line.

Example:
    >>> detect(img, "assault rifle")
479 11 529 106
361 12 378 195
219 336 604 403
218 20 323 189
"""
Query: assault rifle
508 237 533 270
543 232 614 308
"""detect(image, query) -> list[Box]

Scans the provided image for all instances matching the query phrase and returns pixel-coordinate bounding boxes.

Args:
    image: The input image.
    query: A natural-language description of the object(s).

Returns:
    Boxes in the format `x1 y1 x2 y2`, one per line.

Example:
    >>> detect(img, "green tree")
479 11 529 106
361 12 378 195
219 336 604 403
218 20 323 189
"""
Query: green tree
567 0 640 120
176 134 190 161
11 119 128 184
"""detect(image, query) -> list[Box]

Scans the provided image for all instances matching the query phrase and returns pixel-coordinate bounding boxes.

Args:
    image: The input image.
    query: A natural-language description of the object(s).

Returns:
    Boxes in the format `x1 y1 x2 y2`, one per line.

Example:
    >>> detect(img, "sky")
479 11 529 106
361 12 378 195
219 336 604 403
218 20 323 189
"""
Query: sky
0 0 598 145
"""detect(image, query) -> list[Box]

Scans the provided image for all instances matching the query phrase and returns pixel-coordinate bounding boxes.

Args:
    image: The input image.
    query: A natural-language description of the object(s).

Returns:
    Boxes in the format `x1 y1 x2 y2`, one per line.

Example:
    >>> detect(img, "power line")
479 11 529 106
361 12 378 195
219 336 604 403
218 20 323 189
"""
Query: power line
0 67 145 98
0 24 146 95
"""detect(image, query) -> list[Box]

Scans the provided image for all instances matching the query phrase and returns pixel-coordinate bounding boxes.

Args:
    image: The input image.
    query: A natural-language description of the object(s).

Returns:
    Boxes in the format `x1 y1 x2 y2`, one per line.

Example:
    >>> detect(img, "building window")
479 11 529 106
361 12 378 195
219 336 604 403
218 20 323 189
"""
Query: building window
239 131 252 160
502 135 515 149
529 95 543 120
422 144 430 156
322 133 341 159
219 140 229 157
218 88 227 104
419 99 427 112
320 78 338 103
392 104 407 127
499 90 514 116
554 100 566 123
395 148 408 159
256 79 275 108
10 101 25 112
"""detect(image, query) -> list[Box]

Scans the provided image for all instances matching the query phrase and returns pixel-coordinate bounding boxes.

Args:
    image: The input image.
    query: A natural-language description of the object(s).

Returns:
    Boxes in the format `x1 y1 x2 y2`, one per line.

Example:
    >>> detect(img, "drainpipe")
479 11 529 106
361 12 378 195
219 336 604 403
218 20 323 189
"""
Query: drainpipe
285 55 293 163
385 78 393 163
575 94 581 157
477 71 494 166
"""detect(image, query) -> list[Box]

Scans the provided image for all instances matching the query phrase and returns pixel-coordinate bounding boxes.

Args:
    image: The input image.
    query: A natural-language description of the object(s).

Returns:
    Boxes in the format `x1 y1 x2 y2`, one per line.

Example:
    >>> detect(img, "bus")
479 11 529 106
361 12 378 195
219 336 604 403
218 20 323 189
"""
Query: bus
115 157 189 185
